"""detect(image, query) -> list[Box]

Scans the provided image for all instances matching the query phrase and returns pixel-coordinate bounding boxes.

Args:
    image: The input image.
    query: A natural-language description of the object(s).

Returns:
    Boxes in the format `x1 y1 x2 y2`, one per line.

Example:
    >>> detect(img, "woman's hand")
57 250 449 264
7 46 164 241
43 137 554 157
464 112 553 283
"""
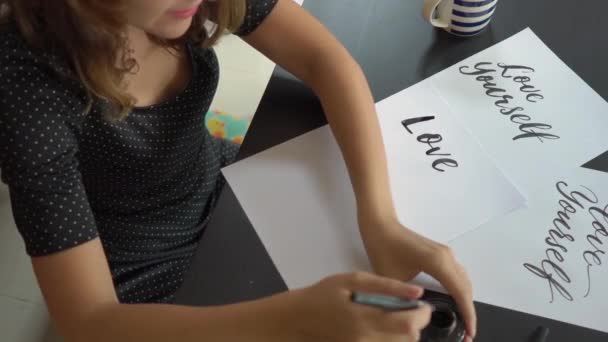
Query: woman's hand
289 272 432 342
358 214 477 342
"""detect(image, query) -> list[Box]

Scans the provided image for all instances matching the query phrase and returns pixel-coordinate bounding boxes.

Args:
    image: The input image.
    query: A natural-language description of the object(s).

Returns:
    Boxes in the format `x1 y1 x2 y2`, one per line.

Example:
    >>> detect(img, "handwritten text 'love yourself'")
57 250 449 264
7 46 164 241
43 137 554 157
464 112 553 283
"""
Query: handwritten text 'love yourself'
523 182 608 302
459 62 560 142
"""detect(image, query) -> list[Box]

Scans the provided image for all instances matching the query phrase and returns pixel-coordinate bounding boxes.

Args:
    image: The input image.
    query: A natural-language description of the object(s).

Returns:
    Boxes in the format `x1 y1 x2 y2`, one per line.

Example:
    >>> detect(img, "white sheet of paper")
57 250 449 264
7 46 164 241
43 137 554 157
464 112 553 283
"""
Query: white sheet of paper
431 28 608 198
222 81 525 289
421 167 607 333
378 82 525 241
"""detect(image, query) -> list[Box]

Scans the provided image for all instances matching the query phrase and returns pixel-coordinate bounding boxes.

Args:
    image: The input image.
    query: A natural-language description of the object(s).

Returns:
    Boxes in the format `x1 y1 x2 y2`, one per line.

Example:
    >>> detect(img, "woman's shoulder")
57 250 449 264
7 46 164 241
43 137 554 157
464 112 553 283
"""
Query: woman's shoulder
188 41 218 64
1 24 89 176
0 22 88 119
1 22 85 93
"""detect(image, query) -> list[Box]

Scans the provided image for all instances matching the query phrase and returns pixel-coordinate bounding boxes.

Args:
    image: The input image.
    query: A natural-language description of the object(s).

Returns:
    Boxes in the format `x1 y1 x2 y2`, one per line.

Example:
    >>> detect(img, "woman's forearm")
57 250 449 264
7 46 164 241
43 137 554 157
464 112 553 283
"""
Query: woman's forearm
67 291 296 342
241 0 397 228
305 47 398 227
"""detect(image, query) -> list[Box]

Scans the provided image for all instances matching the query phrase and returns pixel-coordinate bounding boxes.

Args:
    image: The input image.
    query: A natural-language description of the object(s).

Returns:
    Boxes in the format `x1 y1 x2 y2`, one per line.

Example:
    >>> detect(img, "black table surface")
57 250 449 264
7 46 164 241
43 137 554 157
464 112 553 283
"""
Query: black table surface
175 1 608 341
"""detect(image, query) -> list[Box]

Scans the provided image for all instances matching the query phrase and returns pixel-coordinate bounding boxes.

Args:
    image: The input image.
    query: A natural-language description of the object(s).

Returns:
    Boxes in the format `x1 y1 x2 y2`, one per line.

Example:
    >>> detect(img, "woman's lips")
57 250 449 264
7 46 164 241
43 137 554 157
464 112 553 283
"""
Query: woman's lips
168 2 202 19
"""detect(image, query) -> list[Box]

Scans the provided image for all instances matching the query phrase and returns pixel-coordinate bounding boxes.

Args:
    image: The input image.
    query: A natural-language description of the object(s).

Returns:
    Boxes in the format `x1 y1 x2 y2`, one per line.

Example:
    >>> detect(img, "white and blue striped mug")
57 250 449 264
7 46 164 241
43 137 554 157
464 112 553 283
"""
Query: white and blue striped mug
423 0 498 36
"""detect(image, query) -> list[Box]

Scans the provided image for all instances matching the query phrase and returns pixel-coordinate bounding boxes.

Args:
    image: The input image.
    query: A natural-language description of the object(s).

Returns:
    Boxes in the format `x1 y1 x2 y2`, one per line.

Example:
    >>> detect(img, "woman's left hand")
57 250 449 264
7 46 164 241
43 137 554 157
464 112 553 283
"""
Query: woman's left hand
358 212 477 342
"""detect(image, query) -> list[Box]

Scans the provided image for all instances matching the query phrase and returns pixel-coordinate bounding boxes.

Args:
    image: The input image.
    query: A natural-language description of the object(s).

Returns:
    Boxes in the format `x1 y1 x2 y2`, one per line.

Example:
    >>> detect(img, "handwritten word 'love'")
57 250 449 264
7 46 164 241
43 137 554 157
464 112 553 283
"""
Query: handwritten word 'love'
401 116 459 173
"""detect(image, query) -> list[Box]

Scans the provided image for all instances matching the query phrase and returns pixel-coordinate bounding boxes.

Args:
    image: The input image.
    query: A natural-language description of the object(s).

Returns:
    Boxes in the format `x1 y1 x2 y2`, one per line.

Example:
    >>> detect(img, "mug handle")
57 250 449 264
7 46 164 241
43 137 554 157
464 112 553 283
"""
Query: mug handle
422 0 450 28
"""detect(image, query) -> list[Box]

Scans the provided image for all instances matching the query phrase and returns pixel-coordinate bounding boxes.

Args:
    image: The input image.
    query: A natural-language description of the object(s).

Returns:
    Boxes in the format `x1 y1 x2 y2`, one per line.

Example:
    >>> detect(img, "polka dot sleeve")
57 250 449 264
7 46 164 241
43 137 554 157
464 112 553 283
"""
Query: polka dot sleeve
0 54 99 257
235 0 279 36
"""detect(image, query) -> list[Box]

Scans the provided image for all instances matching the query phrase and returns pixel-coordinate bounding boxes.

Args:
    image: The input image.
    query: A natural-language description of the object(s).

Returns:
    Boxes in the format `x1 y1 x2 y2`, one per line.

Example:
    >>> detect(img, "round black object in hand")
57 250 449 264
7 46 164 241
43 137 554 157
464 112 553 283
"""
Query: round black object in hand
420 292 466 342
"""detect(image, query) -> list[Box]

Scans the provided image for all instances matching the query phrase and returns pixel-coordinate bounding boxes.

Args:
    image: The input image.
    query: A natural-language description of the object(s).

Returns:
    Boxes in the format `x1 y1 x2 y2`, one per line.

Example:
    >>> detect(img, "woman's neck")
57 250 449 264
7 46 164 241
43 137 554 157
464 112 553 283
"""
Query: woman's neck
120 25 191 108
125 25 164 65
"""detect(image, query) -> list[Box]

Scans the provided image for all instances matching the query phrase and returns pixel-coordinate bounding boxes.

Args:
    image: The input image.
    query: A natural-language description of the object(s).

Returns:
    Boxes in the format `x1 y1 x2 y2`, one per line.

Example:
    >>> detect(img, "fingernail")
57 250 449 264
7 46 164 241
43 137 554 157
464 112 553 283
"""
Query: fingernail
412 287 424 295
419 300 434 310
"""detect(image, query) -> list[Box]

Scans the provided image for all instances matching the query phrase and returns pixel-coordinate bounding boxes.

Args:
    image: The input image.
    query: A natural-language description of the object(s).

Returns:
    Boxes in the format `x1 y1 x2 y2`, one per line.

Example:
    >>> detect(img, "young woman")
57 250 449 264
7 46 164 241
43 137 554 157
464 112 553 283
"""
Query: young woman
0 0 476 341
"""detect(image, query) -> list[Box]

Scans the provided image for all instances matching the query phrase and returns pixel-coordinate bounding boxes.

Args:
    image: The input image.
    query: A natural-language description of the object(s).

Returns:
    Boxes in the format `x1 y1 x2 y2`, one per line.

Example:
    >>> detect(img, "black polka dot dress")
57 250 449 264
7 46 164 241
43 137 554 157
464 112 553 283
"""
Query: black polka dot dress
0 0 278 303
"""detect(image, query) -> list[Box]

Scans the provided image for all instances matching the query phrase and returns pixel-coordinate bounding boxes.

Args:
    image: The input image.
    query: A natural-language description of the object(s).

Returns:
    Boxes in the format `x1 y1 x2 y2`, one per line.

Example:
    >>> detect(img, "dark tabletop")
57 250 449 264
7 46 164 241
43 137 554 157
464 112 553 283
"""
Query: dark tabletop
175 1 608 341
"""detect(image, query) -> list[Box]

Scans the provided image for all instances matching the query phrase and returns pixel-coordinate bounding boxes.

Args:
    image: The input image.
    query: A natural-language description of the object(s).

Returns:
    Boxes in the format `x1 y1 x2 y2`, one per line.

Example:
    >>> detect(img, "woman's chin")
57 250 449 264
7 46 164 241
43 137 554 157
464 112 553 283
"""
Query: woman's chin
149 19 193 40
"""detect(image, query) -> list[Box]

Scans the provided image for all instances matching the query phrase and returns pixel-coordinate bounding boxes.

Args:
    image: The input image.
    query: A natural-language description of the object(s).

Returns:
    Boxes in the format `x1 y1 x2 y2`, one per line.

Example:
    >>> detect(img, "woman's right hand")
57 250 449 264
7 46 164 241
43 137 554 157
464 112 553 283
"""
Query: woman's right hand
288 272 433 342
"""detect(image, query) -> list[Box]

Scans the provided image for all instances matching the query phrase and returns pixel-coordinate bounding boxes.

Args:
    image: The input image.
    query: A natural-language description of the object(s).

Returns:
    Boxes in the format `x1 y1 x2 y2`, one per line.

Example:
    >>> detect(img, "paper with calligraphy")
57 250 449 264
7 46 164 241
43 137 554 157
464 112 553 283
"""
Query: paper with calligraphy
223 28 608 332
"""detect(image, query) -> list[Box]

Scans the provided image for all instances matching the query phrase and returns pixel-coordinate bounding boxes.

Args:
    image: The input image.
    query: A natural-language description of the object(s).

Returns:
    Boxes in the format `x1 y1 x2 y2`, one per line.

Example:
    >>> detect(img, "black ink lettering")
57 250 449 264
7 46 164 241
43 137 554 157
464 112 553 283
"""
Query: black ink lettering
498 63 536 78
476 76 510 99
583 250 603 267
582 205 608 297
499 106 525 115
513 76 532 85
527 93 545 103
546 248 565 262
432 159 459 172
459 62 496 76
401 116 435 134
584 264 594 298
460 62 558 142
417 134 451 156
401 116 459 173
425 147 450 156
523 260 573 302
585 235 605 256
545 229 573 253
554 210 573 231
513 123 560 142
476 75 494 82
583 248 604 298
498 64 545 103
559 199 577 214
494 95 514 109
588 205 608 229
529 182 605 302
513 76 544 100
510 114 532 124
417 134 442 144
556 182 599 209
553 210 575 235
592 220 608 238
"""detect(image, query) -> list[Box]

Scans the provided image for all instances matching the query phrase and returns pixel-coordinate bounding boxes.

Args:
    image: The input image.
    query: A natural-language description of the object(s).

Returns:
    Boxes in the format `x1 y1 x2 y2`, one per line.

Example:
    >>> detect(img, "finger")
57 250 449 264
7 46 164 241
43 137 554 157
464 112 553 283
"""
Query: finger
425 249 477 338
381 331 421 342
380 304 432 336
455 266 477 339
347 272 424 299
374 332 419 342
